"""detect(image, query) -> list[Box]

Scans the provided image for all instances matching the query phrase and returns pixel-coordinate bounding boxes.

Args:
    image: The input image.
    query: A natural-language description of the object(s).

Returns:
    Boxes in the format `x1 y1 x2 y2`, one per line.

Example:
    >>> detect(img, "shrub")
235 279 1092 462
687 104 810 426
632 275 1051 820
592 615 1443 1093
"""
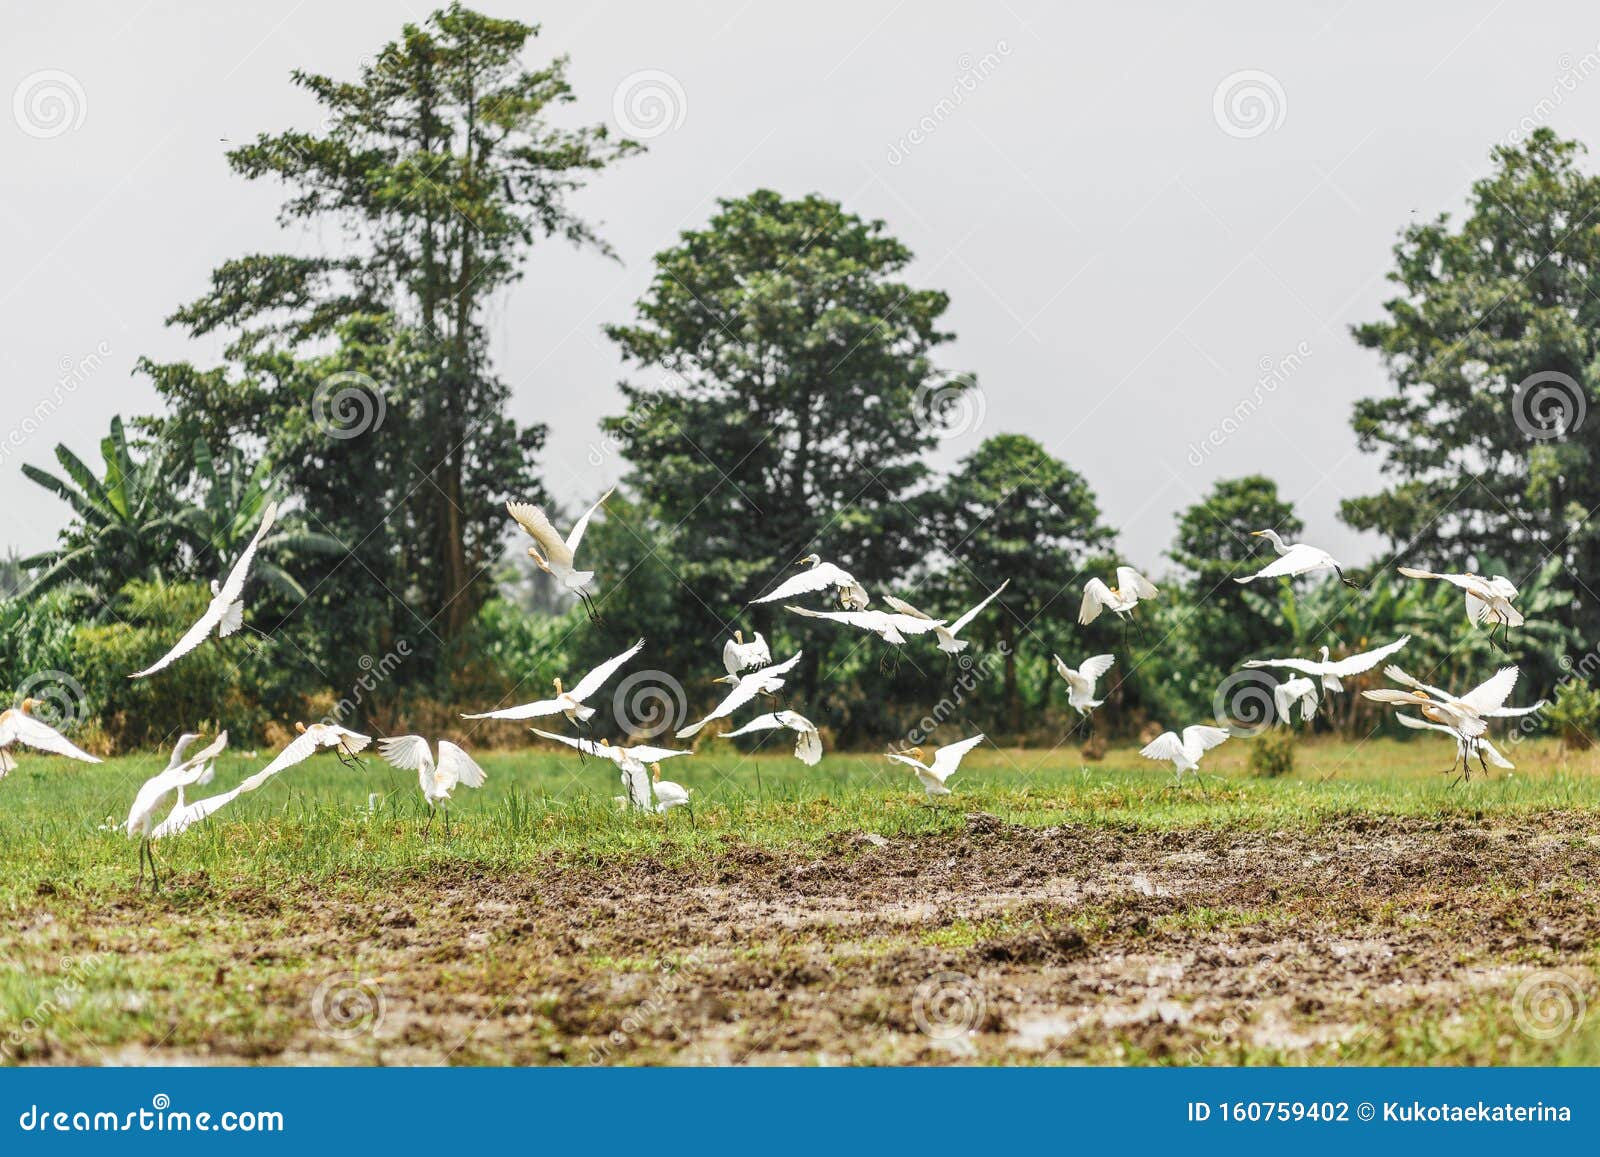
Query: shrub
1247 728 1295 777
1544 679 1600 750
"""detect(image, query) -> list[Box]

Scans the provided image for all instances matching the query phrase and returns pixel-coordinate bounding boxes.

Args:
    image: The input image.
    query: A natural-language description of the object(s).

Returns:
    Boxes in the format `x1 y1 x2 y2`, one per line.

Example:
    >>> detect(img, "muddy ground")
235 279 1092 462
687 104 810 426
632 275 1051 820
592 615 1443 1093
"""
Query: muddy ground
10 812 1600 1064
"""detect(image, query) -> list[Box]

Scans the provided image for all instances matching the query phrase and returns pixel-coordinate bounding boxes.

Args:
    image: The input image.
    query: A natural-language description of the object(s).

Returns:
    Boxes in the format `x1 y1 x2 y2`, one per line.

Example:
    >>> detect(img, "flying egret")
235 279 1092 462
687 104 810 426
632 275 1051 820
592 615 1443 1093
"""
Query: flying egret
1397 567 1523 648
1273 676 1320 724
719 629 772 683
1395 712 1514 773
1138 725 1230 786
529 729 691 811
677 652 803 739
784 604 943 646
650 764 693 822
123 731 229 890
1362 665 1543 780
750 554 869 610
721 710 822 765
1052 653 1116 720
1234 530 1359 588
462 640 645 727
377 736 487 837
1243 635 1410 695
506 488 612 622
882 579 1010 655
131 501 278 678
257 721 374 776
885 734 986 800
1079 567 1159 636
150 761 284 840
0 698 102 775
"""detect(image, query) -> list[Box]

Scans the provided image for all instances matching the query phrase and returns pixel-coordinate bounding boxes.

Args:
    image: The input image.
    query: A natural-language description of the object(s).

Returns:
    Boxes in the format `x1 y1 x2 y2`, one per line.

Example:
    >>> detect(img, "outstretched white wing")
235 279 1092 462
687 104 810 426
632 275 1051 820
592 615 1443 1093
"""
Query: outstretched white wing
530 728 611 759
1458 666 1519 715
1327 635 1410 677
1180 725 1232 755
1138 732 1183 762
928 734 985 782
1116 567 1159 599
506 501 573 566
677 652 802 738
750 562 856 605
377 734 432 772
564 488 614 554
461 696 564 721
0 711 102 763
1079 578 1115 624
722 713 785 737
569 638 646 701
435 741 486 790
947 579 1010 635
1242 655 1325 675
881 594 934 621
1237 544 1327 582
131 501 279 678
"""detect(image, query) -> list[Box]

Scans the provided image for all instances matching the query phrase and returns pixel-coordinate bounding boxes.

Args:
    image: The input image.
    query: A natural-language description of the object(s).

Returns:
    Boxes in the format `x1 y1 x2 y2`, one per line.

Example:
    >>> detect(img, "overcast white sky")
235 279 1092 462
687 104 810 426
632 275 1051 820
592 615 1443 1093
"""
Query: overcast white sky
5 1 1600 570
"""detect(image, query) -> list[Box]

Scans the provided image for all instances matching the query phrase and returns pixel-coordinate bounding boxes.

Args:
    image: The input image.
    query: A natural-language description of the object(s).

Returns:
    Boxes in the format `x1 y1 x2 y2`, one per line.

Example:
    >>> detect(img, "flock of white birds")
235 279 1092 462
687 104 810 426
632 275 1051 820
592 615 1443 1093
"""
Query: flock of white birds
0 494 1545 890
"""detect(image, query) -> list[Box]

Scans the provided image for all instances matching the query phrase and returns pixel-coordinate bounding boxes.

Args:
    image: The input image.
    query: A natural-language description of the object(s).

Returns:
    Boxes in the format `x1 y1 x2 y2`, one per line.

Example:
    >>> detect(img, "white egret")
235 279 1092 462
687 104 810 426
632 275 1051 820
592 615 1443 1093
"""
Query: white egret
1397 567 1523 648
1243 635 1410 696
131 502 278 678
256 721 374 776
1233 529 1359 587
883 579 1010 655
377 736 487 837
0 698 102 775
885 734 986 799
123 731 229 890
1138 725 1230 785
1395 712 1514 773
461 639 644 727
1272 676 1320 724
506 488 612 622
719 629 771 683
721 710 822 765
784 604 942 646
1052 653 1116 718
650 764 693 822
1079 566 1159 631
150 761 284 840
1363 665 1543 779
750 554 869 610
677 652 803 739
529 729 691 811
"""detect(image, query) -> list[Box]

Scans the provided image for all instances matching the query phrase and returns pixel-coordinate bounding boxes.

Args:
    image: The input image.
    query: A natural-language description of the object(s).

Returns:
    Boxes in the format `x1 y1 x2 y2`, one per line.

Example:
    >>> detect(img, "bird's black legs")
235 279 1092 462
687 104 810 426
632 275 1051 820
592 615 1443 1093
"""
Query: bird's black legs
1335 565 1361 590
140 838 161 893
577 589 603 625
423 806 436 841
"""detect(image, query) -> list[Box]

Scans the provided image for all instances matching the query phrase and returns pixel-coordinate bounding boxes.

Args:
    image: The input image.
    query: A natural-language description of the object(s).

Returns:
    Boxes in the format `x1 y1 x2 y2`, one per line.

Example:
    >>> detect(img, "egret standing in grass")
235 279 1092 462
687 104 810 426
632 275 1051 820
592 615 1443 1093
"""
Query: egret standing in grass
0 698 102 775
883 579 1010 655
886 734 986 800
650 764 694 823
1233 530 1359 588
123 731 229 891
376 735 487 837
505 488 613 623
750 554 870 610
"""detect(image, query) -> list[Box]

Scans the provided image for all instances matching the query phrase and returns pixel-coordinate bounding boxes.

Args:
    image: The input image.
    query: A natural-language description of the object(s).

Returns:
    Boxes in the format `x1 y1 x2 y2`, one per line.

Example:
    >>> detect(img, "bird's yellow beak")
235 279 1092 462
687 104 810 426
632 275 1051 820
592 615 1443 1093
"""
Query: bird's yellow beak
1250 530 1266 537
20 698 38 714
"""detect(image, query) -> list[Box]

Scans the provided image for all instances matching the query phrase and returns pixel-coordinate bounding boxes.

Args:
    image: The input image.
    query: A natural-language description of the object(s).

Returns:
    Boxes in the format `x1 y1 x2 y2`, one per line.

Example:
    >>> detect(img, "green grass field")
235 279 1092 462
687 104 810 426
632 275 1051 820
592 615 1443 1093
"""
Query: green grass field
3 736 1599 1065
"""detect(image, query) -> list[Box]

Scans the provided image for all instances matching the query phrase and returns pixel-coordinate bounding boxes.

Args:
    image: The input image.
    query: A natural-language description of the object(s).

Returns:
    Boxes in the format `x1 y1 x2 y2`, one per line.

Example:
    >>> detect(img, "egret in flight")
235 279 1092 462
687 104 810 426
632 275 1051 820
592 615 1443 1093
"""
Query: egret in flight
462 639 645 728
1234 530 1359 588
719 629 771 683
722 710 822 765
1242 635 1411 719
506 488 613 622
131 502 278 678
123 731 229 890
1079 566 1159 633
530 729 692 810
377 736 487 837
1363 665 1543 780
1053 653 1116 720
257 721 374 775
677 652 803 739
785 605 943 646
883 579 1010 655
751 554 869 610
1397 567 1523 648
0 698 102 775
886 734 986 800
1138 724 1230 786
1395 712 1514 774
150 760 285 841
1273 676 1320 724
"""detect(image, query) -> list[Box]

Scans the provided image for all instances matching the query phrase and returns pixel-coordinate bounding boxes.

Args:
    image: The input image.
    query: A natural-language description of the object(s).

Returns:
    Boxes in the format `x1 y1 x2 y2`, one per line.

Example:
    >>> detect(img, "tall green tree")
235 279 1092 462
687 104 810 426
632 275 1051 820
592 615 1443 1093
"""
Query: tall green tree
142 4 637 658
1348 128 1600 639
929 434 1116 730
1169 475 1302 673
598 190 968 708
